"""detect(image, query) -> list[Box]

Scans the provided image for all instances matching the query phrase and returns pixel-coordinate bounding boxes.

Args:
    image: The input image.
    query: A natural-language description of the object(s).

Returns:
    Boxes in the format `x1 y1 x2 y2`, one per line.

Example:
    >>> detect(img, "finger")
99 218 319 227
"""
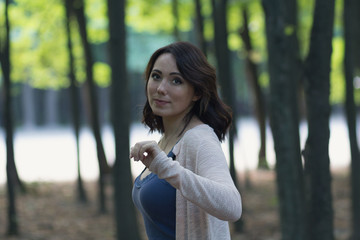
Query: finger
140 141 161 162
139 143 152 161
138 151 147 162
130 143 142 161
129 147 134 159
130 141 152 161
129 146 137 160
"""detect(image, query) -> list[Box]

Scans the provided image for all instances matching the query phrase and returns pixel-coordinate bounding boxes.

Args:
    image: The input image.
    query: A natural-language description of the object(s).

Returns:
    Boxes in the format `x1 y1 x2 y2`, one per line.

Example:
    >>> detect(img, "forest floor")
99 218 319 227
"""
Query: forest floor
0 168 352 240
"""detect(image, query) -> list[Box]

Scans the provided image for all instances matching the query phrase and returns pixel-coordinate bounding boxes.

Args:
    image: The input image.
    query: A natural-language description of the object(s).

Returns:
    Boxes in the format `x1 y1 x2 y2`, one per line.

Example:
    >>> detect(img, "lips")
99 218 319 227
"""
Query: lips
153 99 170 106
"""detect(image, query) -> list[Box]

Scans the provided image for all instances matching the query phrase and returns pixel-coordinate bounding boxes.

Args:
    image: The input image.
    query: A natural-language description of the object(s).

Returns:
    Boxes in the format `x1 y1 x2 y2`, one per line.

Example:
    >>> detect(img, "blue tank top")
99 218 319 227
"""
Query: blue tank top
132 151 176 239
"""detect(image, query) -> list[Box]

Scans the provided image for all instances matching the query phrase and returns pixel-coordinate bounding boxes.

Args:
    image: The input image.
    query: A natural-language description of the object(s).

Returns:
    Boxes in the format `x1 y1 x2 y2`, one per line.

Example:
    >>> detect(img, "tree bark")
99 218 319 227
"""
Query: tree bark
302 0 335 239
239 6 268 170
0 0 19 235
344 0 360 239
211 0 243 232
73 0 108 213
172 0 180 41
107 0 142 239
194 0 207 56
64 0 87 203
261 0 307 239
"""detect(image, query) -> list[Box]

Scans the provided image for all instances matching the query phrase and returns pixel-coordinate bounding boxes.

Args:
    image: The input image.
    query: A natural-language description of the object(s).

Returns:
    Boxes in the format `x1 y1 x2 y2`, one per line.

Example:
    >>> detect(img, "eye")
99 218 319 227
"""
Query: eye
151 73 161 81
172 78 183 85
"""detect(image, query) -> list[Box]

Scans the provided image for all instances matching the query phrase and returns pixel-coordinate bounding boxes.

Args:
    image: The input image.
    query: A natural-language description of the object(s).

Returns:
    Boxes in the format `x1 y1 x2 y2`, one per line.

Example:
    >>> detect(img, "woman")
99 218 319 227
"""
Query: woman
131 41 242 240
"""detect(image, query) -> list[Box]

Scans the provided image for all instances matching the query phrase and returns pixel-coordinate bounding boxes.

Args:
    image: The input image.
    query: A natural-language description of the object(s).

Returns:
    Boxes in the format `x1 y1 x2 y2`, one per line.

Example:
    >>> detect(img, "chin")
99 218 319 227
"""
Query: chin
151 109 166 117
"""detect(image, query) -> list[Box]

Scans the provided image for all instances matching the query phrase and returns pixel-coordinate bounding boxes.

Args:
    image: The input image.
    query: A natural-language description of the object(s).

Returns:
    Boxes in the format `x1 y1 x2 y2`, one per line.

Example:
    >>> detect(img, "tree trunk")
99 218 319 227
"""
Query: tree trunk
239 6 268 170
73 0 108 213
107 0 142 239
302 0 335 239
172 0 180 41
64 0 87 203
194 0 207 56
0 0 19 235
344 0 360 239
303 0 335 239
211 0 243 232
261 0 307 239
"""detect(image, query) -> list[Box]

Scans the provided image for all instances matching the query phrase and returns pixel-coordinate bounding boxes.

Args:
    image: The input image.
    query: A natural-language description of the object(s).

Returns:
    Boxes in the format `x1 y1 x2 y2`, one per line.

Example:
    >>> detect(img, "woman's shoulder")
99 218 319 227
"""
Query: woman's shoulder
182 124 218 144
172 124 220 156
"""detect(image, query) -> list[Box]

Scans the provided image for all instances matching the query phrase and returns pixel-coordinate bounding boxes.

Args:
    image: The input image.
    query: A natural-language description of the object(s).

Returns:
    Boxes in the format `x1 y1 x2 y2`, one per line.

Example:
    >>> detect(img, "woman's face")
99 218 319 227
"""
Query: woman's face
147 53 199 121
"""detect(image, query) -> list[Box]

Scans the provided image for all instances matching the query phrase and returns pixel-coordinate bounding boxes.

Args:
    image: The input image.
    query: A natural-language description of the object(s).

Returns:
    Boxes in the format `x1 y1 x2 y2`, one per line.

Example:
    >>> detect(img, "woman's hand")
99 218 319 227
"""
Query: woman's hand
129 141 162 168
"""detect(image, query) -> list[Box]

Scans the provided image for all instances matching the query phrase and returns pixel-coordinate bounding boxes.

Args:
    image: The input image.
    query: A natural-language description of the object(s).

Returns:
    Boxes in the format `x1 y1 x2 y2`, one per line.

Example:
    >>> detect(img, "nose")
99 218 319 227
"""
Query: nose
157 79 167 95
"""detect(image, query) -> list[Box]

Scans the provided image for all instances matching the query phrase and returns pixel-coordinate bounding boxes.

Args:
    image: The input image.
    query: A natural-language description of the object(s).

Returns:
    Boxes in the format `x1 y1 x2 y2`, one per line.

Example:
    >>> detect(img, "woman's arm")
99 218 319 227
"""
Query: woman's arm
149 132 242 222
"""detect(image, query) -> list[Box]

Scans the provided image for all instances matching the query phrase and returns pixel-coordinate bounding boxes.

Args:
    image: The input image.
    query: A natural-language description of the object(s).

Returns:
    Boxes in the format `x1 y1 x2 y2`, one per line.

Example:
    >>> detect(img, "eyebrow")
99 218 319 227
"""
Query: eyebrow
152 69 182 77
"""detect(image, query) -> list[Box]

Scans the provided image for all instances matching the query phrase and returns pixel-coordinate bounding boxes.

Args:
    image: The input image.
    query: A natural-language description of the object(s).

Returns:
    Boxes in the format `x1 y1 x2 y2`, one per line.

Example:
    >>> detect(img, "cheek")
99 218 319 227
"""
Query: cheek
175 91 195 106
147 81 155 95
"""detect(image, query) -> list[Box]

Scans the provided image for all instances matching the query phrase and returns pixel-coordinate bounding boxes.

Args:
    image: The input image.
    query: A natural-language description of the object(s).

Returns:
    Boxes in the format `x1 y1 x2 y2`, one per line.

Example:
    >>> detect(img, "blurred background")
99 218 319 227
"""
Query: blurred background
0 0 359 239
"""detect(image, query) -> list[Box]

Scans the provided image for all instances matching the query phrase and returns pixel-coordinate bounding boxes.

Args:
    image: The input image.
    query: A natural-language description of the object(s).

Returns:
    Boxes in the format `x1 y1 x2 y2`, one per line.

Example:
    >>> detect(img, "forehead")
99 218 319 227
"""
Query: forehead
152 53 179 72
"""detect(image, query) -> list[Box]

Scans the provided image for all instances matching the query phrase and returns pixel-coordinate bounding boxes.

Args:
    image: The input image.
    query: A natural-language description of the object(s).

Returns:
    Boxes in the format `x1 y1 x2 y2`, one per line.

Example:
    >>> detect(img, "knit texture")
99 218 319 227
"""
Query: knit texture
149 124 242 240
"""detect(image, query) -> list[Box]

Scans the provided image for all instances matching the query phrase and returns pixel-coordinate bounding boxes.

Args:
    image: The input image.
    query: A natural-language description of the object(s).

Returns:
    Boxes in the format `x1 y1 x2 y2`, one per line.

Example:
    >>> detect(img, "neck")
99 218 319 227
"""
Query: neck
162 117 185 139
160 116 202 152
159 116 190 153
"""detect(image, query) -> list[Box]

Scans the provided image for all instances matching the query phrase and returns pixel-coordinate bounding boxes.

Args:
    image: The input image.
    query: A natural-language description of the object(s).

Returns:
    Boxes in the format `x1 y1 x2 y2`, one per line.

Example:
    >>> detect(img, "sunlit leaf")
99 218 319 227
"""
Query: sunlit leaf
228 32 242 50
94 62 110 87
284 25 295 36
85 0 109 43
330 37 344 104
259 72 269 88
126 0 194 34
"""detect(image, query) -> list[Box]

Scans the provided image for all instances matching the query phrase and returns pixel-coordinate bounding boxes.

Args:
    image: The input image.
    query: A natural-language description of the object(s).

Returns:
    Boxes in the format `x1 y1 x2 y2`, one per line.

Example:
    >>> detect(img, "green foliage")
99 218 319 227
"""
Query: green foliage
227 1 266 62
334 0 344 35
230 0 268 97
0 1 4 85
332 0 348 105
126 0 194 34
70 20 86 85
2 0 113 90
94 61 110 87
0 1 5 42
197 0 214 42
85 0 108 43
245 2 266 64
330 37 345 103
298 0 346 104
9 0 68 89
284 25 295 36
227 1 241 50
259 71 269 88
0 0 350 105
298 0 314 58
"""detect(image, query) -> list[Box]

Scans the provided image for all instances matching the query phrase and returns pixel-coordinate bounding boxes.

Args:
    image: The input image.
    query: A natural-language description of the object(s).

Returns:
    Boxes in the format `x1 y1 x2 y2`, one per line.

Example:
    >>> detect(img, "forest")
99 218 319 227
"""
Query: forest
0 0 360 239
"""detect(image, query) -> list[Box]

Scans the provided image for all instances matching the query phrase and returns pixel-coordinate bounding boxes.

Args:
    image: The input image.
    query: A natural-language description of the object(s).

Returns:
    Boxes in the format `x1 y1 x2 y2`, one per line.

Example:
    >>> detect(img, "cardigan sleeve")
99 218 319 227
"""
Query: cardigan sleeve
149 126 242 222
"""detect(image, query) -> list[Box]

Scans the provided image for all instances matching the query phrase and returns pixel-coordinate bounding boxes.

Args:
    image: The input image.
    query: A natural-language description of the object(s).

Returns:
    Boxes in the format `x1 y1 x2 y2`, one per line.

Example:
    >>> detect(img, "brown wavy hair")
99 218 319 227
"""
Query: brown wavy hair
142 41 232 141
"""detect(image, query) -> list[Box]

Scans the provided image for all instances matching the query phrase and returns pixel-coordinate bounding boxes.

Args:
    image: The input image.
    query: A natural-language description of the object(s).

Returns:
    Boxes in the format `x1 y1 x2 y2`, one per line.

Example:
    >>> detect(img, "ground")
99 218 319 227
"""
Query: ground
0 168 352 240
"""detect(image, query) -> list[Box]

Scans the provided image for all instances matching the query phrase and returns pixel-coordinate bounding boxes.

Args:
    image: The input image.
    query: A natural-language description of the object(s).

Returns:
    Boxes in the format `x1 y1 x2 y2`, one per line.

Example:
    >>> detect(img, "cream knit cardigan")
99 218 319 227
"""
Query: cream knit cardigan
149 124 242 240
